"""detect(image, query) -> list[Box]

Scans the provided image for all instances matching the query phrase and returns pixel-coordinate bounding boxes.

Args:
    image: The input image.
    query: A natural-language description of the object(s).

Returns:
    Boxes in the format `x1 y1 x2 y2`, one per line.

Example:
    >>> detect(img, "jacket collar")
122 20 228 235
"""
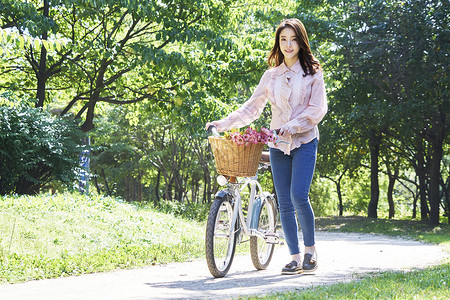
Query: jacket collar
277 60 303 76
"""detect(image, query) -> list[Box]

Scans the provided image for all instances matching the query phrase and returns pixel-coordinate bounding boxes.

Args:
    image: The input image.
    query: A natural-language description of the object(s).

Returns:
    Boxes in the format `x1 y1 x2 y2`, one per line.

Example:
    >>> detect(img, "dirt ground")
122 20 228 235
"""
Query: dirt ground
0 231 447 300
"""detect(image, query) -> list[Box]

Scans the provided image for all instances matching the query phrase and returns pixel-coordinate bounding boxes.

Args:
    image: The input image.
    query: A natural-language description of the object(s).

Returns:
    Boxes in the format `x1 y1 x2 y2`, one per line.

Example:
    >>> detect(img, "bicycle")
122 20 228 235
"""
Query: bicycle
205 125 279 278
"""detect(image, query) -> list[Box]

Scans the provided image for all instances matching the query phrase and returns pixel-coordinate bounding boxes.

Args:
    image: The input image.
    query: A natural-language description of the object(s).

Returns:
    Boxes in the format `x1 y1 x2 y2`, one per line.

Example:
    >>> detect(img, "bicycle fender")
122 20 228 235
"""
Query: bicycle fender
250 192 276 229
250 197 263 229
215 189 232 199
215 189 241 236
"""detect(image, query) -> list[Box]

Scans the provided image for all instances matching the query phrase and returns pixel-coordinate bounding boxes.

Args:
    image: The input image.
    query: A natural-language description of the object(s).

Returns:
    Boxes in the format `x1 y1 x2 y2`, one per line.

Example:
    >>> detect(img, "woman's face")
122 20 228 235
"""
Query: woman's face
279 27 300 64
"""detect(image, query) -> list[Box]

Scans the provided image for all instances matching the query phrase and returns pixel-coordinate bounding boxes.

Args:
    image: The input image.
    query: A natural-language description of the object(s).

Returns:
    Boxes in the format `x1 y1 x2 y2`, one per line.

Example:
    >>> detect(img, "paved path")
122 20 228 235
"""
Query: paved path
0 232 447 300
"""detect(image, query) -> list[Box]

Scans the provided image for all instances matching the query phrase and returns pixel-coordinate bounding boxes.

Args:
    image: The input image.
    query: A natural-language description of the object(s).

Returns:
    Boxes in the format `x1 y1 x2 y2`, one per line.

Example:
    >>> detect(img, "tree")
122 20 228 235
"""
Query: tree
0 0 238 131
85 0 296 204
309 0 449 223
0 0 67 108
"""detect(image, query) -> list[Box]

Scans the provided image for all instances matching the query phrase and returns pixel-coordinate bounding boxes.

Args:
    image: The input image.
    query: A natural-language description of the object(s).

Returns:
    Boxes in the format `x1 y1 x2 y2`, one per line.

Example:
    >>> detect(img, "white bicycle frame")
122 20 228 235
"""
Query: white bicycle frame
226 176 278 243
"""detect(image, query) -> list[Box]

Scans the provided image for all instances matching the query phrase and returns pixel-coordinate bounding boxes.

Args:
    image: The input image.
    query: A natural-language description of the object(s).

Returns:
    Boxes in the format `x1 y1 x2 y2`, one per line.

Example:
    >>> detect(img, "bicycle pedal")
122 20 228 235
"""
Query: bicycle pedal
264 233 280 244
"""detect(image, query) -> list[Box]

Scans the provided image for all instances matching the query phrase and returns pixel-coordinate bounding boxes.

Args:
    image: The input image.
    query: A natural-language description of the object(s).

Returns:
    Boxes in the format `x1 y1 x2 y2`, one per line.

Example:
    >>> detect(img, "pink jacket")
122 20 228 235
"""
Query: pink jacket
216 60 328 155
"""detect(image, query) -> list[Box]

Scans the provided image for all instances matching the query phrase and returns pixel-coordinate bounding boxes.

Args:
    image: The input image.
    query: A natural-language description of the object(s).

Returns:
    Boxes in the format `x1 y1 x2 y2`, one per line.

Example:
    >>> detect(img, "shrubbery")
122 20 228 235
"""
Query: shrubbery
155 199 210 221
0 105 86 194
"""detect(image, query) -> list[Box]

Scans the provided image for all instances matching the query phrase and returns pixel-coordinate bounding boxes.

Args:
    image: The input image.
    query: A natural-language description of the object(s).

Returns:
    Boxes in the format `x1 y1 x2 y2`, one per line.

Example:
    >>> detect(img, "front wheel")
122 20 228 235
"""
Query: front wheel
250 194 277 270
205 195 238 278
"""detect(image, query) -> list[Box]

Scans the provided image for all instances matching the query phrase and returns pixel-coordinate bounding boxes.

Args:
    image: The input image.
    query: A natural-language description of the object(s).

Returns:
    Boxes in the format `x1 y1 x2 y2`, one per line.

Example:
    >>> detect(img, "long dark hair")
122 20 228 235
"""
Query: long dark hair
267 18 321 76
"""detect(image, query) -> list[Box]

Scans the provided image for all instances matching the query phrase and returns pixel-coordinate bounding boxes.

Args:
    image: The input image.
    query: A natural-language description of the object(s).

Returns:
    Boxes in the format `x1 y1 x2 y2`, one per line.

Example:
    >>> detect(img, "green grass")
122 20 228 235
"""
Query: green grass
244 263 450 299
0 193 205 283
2 194 449 300
241 216 450 300
315 216 450 252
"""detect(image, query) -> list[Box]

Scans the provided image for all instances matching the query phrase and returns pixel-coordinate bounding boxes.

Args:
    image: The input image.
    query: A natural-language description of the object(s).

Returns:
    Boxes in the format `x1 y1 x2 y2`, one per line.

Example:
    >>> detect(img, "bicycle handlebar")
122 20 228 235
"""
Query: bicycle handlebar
207 124 220 137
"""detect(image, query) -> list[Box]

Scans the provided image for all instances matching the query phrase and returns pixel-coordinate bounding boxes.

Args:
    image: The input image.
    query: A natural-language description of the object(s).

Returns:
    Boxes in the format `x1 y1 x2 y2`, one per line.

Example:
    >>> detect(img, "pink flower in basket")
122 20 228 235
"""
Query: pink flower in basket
224 127 276 146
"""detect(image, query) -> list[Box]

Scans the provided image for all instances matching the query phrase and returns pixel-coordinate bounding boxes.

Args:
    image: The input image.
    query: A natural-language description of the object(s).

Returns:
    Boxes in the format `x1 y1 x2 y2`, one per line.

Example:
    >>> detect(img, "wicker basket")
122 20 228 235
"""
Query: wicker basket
208 136 264 177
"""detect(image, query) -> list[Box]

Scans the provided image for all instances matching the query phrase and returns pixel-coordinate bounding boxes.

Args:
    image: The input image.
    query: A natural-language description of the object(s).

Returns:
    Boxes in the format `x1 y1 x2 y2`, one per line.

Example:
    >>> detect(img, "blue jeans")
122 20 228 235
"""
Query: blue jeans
270 138 317 255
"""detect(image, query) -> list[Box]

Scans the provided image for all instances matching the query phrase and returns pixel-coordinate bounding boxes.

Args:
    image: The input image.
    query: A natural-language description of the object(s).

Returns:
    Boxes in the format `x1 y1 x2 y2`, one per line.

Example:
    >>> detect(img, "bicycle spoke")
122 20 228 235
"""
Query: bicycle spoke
250 194 277 270
205 196 237 278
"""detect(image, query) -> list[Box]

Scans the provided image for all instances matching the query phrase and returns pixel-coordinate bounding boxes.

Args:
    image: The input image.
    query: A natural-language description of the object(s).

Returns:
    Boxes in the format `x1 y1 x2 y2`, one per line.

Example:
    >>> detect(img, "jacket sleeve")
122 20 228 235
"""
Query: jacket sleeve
215 70 271 132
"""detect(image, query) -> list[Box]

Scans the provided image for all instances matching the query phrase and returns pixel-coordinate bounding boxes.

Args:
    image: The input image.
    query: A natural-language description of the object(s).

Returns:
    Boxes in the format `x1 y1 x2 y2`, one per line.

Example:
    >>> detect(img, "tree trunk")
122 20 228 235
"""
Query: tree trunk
428 108 445 227
398 176 419 219
445 177 450 224
326 174 345 216
195 181 200 203
94 170 101 194
101 168 111 196
368 130 381 218
387 168 398 219
192 139 212 204
337 181 343 216
441 176 450 224
191 181 197 203
416 138 429 221
154 169 161 206
336 170 346 216
80 60 109 132
137 171 142 202
125 175 130 201
412 194 417 219
203 171 212 204
80 100 96 132
35 0 49 108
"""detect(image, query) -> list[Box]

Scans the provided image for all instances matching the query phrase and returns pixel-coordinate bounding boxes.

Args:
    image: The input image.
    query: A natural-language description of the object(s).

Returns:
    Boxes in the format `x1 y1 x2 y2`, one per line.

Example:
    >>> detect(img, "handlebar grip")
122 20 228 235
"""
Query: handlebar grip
207 125 220 136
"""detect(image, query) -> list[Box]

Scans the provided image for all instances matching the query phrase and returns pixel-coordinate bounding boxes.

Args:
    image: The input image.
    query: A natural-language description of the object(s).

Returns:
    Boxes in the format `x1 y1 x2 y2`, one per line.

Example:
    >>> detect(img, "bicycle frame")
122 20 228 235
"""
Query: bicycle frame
224 176 277 242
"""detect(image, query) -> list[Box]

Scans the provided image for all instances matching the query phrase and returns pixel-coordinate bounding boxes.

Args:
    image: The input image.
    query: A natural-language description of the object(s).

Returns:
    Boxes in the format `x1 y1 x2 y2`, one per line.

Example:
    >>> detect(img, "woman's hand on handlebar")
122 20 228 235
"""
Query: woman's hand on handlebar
274 127 288 136
205 121 223 137
205 121 222 132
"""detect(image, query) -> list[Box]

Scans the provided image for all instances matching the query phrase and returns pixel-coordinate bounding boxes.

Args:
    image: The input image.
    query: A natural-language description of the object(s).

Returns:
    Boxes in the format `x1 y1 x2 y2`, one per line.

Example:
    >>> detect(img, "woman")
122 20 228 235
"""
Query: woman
206 18 327 275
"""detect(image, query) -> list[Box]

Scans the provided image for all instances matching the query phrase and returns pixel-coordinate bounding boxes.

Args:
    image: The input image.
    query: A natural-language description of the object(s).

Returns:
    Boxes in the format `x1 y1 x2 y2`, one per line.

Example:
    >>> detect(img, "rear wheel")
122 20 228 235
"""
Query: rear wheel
205 195 237 278
250 194 277 270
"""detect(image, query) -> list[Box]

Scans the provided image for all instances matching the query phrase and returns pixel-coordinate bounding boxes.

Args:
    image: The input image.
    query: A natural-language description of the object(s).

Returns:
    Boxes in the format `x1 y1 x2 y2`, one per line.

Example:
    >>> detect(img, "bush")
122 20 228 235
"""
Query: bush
155 199 210 221
0 105 86 194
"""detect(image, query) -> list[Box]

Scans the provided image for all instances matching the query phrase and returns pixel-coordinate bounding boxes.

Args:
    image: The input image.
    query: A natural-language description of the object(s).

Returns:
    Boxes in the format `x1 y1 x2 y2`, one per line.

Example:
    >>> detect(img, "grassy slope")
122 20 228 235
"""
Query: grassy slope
1 194 449 299
0 193 205 283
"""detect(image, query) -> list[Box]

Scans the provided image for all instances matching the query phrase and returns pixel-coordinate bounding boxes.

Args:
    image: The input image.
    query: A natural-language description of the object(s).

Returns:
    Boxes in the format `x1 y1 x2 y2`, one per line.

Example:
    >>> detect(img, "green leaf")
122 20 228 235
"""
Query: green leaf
55 41 61 52
42 40 49 51
19 36 25 49
47 40 53 52
34 39 40 49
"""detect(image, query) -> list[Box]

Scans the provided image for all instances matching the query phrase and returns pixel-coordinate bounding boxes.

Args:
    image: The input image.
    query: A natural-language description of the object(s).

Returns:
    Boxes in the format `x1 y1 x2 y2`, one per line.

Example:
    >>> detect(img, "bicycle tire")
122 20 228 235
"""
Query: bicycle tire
250 194 277 270
205 195 238 278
